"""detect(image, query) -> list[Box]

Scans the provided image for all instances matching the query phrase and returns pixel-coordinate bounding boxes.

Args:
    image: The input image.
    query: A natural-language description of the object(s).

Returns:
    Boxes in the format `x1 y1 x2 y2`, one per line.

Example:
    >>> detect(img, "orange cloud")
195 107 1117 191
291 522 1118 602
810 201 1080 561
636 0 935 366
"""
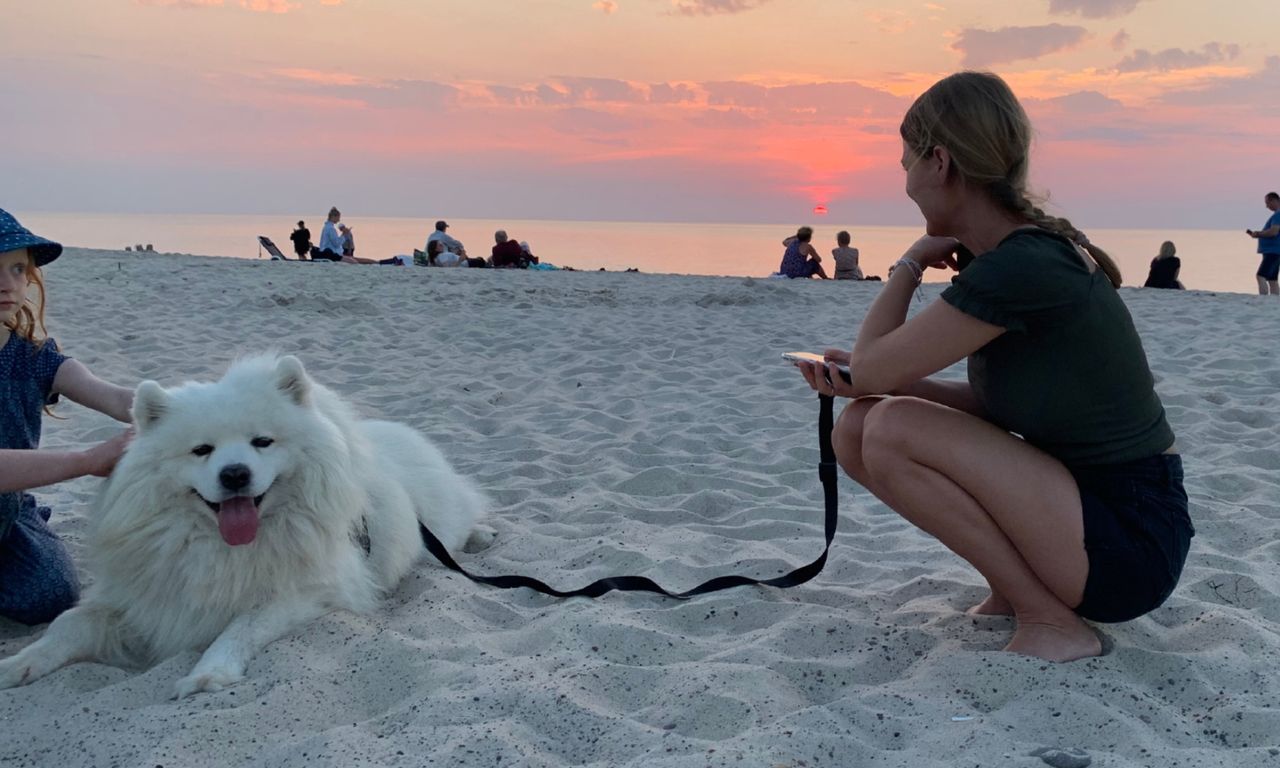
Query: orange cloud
269 68 384 87
240 0 300 12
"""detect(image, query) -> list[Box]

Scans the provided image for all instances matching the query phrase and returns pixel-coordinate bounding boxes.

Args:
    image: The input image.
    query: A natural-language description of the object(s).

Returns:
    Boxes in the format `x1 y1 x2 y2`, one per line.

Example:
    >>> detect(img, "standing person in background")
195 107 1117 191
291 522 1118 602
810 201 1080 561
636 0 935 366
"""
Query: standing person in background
289 221 311 260
1246 191 1280 296
310 207 344 262
1143 241 1183 289
779 227 830 279
832 230 864 280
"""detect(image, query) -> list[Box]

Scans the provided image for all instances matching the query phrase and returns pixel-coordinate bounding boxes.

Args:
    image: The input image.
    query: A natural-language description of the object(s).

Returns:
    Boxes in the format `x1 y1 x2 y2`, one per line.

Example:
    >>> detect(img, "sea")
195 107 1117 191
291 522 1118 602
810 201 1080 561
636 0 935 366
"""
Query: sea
17 212 1265 295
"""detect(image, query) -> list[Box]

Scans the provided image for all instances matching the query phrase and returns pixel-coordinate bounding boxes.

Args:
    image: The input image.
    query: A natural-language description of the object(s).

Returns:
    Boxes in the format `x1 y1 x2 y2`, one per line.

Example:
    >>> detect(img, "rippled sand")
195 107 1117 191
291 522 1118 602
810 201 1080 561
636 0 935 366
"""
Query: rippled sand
2 249 1276 767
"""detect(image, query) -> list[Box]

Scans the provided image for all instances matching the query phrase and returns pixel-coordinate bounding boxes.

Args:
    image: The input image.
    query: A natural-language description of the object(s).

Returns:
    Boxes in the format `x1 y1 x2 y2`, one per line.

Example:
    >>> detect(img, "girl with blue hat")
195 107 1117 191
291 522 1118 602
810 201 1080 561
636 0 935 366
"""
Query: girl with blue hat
0 208 135 625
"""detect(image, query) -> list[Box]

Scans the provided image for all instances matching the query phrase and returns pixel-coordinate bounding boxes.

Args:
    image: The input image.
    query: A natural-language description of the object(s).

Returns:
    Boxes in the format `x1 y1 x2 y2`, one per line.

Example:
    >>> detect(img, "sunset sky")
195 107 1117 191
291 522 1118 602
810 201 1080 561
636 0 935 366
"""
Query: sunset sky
2 0 1277 227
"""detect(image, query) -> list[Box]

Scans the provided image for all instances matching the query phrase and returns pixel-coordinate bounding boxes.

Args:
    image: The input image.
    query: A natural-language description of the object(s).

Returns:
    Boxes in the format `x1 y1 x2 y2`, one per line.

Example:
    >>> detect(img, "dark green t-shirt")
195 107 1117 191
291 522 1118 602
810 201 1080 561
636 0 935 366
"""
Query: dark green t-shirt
940 229 1175 466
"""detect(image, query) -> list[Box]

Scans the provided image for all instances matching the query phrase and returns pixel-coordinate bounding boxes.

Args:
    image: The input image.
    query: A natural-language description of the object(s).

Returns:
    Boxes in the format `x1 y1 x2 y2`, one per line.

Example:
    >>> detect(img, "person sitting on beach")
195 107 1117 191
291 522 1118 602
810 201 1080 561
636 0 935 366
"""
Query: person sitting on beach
491 230 524 268
832 230 864 280
340 223 356 260
794 72 1190 663
1245 191 1280 296
427 239 465 267
0 209 135 625
310 207 345 262
1143 241 1183 289
426 220 466 260
518 241 540 268
779 227 830 279
289 221 311 260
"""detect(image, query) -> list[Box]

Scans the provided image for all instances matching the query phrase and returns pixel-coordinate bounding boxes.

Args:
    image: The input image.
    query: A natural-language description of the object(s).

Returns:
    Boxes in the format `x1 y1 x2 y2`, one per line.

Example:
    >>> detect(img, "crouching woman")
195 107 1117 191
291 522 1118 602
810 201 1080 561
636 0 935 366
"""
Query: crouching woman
796 72 1191 662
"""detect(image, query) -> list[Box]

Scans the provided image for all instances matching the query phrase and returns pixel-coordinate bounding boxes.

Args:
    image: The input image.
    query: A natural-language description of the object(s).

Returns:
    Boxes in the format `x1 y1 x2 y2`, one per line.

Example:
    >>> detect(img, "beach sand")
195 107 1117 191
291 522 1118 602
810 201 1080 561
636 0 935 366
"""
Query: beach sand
2 249 1278 767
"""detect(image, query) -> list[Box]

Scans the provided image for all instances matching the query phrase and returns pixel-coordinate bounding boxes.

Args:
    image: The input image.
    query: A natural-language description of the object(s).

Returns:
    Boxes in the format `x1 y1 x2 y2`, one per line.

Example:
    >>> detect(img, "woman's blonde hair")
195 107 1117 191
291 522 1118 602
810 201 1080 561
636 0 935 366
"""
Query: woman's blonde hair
3 251 52 348
899 71 1122 287
1158 241 1176 259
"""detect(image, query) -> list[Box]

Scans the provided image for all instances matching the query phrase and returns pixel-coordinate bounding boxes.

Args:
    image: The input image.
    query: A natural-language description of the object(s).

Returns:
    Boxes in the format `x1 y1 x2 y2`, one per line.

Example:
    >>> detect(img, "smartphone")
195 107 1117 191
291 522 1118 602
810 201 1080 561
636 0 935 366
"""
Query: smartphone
782 351 851 384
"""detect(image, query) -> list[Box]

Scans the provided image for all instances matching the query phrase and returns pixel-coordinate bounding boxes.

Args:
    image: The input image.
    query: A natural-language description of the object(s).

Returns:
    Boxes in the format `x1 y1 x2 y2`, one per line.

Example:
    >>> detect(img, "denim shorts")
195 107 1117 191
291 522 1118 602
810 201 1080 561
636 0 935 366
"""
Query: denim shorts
1071 454 1193 624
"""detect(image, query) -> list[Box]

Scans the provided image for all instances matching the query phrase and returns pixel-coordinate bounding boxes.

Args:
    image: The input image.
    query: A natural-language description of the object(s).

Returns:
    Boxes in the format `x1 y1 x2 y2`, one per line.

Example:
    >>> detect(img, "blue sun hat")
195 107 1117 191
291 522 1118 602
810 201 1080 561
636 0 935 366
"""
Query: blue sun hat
0 208 63 267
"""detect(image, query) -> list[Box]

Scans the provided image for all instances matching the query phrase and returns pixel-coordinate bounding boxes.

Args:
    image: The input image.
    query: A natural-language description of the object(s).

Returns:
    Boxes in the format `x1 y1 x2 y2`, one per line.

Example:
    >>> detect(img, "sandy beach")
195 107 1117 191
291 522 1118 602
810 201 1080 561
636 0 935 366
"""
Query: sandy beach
2 248 1278 767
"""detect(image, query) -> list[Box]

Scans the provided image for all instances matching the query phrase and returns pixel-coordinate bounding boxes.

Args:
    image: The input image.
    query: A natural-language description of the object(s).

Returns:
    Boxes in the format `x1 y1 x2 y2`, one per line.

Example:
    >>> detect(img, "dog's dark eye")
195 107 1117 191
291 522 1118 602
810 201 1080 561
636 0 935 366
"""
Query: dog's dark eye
192 444 213 457
251 437 275 449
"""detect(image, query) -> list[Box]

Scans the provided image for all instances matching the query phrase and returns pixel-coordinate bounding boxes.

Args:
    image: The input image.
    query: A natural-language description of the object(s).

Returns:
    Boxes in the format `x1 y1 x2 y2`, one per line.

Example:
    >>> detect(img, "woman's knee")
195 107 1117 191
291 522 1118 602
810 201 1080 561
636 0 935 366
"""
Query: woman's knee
860 397 929 476
833 397 882 477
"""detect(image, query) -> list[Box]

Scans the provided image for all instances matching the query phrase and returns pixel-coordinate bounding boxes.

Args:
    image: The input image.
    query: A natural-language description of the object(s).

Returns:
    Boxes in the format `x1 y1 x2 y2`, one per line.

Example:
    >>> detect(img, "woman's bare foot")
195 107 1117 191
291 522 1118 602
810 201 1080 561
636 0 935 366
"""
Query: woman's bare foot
1004 617 1102 662
968 592 1014 616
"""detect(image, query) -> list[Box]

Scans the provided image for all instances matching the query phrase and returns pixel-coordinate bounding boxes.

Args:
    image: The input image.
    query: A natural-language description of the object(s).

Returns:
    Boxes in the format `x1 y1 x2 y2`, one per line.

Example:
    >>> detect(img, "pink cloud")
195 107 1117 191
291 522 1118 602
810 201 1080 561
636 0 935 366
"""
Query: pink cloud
593 0 618 13
951 24 1089 67
1160 55 1280 114
1047 0 1142 18
135 0 336 10
134 0 224 7
670 0 771 16
1110 29 1130 51
1114 42 1241 73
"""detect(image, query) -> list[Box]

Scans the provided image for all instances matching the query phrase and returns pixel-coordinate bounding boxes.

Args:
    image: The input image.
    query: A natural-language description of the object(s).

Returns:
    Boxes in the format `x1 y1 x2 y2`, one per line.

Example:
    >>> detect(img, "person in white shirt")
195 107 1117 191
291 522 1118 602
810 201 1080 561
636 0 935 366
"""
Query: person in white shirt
312 208 344 261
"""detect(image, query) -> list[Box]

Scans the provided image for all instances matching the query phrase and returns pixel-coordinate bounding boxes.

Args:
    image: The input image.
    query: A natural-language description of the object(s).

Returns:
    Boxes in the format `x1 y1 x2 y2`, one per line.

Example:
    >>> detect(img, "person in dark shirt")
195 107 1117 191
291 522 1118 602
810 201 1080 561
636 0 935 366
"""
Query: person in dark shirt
1143 241 1183 289
778 227 830 279
289 221 311 259
793 72 1189 663
1 209 135 625
490 229 524 268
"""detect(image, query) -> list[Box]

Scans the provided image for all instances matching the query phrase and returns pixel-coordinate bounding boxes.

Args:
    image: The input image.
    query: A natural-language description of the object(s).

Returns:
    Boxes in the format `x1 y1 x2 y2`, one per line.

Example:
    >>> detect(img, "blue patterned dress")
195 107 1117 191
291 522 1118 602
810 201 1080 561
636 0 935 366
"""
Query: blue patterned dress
779 240 819 278
0 332 80 625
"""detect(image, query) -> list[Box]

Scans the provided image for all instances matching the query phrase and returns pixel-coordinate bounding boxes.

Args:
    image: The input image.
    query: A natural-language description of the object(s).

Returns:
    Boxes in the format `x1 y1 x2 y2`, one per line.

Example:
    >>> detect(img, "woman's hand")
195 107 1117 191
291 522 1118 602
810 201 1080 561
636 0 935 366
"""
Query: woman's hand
794 348 857 398
80 428 134 478
903 235 963 271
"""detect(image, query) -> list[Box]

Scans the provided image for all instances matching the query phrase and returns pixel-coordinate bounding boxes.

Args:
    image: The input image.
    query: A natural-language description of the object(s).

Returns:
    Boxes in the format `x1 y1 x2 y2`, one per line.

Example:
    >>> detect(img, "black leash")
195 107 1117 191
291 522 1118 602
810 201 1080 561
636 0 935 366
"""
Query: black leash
418 394 838 599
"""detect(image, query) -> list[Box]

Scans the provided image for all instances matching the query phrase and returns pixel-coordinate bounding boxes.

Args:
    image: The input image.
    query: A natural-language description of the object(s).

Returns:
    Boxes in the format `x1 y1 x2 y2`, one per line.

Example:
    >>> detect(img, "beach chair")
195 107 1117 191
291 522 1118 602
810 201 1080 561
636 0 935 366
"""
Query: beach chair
257 236 289 260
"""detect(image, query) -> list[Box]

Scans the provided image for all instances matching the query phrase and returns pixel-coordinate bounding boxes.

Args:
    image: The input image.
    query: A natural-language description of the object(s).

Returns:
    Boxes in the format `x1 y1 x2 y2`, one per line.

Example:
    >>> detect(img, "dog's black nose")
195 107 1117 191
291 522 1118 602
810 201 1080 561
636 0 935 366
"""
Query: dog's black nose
219 463 252 492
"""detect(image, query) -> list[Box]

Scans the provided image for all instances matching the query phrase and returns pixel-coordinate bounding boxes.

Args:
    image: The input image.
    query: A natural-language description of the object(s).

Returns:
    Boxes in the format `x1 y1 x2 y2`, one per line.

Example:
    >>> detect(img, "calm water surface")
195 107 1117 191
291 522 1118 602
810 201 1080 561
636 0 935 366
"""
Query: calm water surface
18 212 1263 295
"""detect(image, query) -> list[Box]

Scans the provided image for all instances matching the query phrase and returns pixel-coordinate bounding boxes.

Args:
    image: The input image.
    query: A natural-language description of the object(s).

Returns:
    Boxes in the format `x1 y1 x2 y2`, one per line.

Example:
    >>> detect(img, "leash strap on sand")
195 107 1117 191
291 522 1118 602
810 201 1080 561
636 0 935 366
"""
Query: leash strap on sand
418 394 838 599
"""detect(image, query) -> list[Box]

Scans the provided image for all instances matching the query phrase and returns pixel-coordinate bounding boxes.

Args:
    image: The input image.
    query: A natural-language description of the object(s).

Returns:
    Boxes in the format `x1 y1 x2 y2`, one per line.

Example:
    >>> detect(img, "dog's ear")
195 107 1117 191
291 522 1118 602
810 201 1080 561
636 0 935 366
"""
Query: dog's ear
132 381 169 432
274 356 311 406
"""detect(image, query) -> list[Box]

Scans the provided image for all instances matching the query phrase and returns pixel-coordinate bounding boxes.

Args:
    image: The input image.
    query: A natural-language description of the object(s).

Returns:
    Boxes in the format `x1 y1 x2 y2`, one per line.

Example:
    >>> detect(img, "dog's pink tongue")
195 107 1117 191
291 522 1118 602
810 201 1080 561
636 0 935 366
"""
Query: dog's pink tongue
217 496 260 546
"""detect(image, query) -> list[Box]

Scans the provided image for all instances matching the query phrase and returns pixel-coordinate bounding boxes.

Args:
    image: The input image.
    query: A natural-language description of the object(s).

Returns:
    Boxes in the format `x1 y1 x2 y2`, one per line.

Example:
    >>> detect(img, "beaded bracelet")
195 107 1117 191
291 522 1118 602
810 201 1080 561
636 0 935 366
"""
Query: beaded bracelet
890 256 927 302
891 256 924 284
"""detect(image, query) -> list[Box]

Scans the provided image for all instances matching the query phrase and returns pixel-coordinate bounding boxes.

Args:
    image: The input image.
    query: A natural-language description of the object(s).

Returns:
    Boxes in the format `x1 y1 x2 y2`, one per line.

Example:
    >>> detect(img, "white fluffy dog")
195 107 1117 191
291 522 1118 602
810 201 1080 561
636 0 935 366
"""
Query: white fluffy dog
0 355 490 698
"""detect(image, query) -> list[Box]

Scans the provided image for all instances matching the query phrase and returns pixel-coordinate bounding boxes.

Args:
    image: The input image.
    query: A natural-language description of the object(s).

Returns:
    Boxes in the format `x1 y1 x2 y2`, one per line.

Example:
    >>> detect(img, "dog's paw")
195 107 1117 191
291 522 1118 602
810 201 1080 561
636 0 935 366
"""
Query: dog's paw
0 657 37 690
172 668 242 699
463 524 497 553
